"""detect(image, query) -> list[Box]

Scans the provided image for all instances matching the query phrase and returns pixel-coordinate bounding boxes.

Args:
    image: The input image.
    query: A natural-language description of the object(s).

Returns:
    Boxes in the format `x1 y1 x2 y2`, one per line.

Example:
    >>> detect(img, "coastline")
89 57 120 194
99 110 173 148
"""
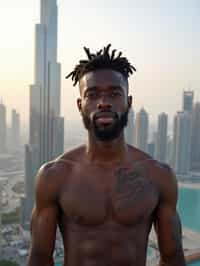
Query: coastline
178 181 200 189
185 250 200 264
147 249 200 266
148 226 200 266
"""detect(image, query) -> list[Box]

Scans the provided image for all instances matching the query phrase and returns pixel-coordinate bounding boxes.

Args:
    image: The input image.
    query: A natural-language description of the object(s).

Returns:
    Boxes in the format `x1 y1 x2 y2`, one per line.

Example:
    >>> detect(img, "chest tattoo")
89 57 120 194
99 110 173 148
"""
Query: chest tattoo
114 166 151 211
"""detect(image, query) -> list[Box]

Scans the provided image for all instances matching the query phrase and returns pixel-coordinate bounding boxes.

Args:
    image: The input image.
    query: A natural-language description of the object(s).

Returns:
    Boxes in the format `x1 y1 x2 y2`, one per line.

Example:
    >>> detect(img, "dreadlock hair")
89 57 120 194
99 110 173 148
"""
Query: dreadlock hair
66 44 136 86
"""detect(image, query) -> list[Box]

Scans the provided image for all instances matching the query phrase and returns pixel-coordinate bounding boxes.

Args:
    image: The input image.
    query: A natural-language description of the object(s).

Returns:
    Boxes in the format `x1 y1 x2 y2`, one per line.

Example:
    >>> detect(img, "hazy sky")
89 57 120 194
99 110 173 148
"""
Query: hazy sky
0 0 200 128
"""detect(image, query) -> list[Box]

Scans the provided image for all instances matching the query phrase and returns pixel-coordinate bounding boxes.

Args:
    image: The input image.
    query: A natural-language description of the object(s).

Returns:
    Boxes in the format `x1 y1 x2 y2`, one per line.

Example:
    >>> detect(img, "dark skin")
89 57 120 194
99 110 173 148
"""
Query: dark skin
27 69 186 266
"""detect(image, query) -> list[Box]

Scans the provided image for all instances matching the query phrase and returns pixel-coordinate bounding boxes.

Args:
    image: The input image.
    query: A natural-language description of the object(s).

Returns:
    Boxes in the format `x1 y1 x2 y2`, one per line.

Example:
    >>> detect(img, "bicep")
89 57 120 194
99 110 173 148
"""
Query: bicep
154 203 183 258
151 164 185 265
30 204 58 256
154 166 183 256
28 165 59 264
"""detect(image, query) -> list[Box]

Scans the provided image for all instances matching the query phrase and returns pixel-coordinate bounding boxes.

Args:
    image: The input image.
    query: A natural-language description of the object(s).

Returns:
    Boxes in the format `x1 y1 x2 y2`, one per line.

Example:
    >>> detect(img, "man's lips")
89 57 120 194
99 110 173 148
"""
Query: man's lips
94 112 116 125
96 117 114 124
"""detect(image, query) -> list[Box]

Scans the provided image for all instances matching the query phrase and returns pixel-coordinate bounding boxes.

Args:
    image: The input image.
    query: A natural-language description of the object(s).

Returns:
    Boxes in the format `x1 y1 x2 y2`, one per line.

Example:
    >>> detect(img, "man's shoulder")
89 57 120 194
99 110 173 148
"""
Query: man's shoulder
127 146 177 203
146 159 178 199
128 146 175 178
128 145 152 162
45 144 86 166
57 144 86 166
37 145 86 184
147 159 173 175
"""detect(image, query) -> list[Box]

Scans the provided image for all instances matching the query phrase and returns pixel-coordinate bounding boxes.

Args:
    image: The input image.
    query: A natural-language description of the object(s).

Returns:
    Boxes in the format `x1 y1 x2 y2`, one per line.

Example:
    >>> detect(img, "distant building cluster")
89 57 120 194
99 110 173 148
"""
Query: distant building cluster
0 99 21 153
125 90 200 177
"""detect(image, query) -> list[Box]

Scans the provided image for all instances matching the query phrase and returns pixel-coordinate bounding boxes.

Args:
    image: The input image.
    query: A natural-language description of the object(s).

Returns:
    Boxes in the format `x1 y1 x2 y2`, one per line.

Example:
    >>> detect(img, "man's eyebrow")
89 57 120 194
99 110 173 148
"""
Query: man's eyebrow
109 85 124 91
83 85 125 96
85 86 97 92
107 85 126 94
84 87 97 96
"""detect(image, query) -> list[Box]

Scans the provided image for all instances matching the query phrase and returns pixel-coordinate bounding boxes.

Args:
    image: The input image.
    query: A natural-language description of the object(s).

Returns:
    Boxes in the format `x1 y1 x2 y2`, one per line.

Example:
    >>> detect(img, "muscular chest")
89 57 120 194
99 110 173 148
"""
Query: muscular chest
59 165 159 226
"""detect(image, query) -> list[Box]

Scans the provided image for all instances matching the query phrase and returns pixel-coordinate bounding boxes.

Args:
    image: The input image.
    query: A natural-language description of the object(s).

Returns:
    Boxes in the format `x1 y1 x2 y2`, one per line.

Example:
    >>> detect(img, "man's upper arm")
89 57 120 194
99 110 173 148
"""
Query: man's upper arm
154 166 186 266
27 163 59 266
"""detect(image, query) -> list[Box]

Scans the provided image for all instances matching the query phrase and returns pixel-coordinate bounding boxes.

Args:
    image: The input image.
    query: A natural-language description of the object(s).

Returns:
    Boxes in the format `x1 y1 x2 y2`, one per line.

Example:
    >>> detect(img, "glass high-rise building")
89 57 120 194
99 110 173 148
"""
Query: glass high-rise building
172 111 192 176
190 102 200 171
134 108 149 153
148 142 155 158
183 91 194 113
21 0 64 229
10 109 20 151
0 99 6 153
155 113 168 163
125 107 134 146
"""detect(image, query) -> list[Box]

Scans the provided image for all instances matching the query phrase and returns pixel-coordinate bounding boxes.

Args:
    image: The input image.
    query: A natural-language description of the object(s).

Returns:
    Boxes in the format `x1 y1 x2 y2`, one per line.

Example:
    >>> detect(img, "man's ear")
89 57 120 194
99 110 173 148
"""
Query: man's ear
128 95 132 109
77 98 82 112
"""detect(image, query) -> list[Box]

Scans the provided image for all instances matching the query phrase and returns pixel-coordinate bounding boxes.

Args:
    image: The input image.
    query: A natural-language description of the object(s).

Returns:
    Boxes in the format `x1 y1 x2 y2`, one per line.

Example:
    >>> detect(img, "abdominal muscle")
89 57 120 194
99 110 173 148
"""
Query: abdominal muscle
61 221 150 266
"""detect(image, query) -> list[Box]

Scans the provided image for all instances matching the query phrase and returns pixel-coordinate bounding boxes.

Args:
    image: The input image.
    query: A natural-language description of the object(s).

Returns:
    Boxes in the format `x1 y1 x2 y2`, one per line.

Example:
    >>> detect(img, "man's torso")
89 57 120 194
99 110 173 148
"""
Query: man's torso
52 146 163 266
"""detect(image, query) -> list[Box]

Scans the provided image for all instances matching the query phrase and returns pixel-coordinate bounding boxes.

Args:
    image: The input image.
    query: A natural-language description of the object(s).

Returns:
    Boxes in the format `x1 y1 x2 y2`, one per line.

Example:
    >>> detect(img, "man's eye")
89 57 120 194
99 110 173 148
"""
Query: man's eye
86 92 97 98
111 92 121 97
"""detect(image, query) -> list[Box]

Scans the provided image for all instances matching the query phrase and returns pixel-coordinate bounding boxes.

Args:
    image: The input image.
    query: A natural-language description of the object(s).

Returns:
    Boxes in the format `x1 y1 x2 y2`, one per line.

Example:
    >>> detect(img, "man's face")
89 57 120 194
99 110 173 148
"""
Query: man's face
77 69 132 141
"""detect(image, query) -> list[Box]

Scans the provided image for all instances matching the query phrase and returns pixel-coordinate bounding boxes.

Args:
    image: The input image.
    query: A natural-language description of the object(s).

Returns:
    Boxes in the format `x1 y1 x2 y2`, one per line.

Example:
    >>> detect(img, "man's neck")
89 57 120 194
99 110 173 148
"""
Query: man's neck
86 133 128 164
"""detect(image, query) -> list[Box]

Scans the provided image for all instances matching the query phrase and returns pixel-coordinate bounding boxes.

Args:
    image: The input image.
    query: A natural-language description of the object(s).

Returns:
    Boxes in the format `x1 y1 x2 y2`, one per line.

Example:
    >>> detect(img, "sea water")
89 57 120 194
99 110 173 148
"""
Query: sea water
178 186 200 266
178 187 200 233
188 261 200 266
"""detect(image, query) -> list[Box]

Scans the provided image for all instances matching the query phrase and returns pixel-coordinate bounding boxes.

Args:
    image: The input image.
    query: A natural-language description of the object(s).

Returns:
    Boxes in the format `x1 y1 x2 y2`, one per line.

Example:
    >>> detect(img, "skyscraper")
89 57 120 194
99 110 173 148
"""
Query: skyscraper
11 109 20 151
21 0 64 229
147 142 155 158
166 136 173 166
190 102 200 171
125 107 134 146
0 99 7 153
172 114 178 170
172 111 192 176
155 113 168 163
134 108 149 153
183 90 194 113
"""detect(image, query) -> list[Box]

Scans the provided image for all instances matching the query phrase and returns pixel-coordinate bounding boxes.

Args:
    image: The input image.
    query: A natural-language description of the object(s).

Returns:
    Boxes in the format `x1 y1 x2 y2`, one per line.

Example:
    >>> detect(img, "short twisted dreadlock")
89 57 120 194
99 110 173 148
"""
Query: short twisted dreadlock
66 44 136 86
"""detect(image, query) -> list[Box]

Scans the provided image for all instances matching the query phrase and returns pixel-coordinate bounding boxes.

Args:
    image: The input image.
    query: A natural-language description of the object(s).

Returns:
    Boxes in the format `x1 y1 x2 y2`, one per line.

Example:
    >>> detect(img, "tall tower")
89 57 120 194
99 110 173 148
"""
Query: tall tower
21 0 64 229
0 99 7 153
172 114 178 170
125 107 134 146
190 102 200 171
183 91 194 113
172 111 192 176
155 113 168 163
134 108 149 153
11 109 20 151
166 136 173 166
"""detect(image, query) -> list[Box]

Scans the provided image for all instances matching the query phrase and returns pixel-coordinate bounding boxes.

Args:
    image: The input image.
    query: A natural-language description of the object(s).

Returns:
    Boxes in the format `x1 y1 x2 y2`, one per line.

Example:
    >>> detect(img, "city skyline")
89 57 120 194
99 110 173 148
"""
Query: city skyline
0 1 200 261
0 0 200 127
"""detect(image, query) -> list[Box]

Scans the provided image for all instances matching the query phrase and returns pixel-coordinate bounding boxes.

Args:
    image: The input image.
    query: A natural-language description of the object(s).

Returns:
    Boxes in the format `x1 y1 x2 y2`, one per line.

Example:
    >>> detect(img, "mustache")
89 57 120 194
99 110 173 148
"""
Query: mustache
93 111 118 120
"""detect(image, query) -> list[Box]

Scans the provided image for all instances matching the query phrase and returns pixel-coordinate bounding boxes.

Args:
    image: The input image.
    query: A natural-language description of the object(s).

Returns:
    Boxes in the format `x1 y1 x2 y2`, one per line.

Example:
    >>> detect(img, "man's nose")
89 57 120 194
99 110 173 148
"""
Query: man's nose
97 96 112 110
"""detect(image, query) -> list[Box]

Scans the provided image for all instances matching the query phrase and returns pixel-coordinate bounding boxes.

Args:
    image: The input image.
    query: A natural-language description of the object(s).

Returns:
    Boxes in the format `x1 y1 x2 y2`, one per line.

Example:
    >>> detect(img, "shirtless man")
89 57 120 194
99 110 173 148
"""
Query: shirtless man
27 44 186 266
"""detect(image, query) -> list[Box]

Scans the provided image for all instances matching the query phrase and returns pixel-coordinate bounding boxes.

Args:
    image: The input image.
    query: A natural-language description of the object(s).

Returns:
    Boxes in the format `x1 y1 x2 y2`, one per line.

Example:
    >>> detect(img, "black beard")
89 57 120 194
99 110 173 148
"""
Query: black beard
81 110 129 141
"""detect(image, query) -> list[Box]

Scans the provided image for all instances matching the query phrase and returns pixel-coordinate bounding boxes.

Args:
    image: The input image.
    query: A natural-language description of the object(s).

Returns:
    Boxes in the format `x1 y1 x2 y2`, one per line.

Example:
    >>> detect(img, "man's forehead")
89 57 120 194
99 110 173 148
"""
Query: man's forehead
79 69 128 90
